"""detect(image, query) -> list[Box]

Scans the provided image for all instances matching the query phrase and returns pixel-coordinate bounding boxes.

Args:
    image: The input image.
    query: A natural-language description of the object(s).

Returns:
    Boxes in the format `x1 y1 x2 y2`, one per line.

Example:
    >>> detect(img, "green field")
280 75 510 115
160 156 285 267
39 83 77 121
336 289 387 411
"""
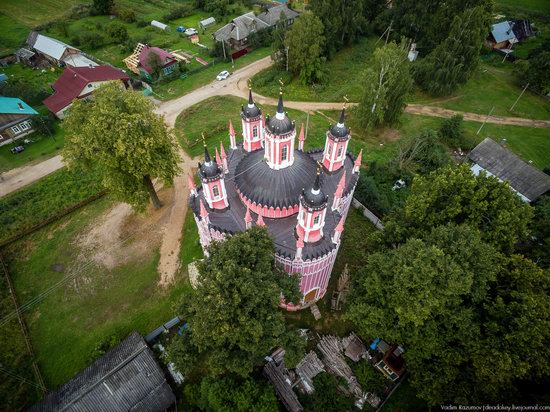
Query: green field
495 0 550 13
5 195 194 387
0 13 29 57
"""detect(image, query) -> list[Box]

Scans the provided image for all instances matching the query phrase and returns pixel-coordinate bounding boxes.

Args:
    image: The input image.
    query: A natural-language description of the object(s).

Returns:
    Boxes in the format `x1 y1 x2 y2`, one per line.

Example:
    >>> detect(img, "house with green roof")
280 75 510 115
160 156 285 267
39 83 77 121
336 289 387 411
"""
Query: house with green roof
0 97 39 146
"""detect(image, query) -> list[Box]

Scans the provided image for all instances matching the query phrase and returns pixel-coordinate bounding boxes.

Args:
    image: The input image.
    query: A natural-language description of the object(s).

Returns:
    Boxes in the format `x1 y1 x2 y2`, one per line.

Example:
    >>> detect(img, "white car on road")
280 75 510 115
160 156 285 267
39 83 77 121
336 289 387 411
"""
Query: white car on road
216 70 230 81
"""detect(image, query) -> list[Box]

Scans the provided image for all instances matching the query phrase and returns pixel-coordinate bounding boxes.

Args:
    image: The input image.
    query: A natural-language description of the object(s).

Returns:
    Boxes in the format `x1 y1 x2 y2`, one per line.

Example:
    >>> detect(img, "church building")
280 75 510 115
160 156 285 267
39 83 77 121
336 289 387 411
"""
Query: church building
189 88 361 310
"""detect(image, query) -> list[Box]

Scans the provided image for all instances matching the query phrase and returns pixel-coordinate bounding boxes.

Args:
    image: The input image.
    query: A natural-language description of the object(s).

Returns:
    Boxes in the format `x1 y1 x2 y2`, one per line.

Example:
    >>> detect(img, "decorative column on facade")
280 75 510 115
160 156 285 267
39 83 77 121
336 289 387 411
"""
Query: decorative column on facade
322 105 351 173
199 198 212 248
353 149 362 174
188 174 197 197
331 170 346 211
215 147 222 166
298 123 305 151
264 91 296 170
295 231 304 260
198 143 229 210
296 167 328 243
332 215 345 244
220 142 228 174
257 213 266 227
244 207 253 229
241 88 263 152
229 120 237 150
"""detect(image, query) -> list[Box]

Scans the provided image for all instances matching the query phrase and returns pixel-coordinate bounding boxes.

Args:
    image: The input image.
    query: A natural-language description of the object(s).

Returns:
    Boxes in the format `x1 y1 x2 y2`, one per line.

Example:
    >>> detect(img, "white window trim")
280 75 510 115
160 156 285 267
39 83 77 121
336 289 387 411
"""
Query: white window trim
11 125 21 134
281 145 288 161
212 185 220 199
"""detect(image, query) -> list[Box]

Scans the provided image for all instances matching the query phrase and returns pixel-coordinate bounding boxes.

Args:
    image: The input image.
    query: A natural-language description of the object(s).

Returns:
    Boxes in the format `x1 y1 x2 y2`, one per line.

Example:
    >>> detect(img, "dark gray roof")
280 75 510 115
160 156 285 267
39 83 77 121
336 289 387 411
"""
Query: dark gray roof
30 332 175 412
213 12 269 42
191 146 358 260
235 149 317 209
468 138 550 201
302 172 327 209
199 146 221 179
329 108 350 139
241 89 261 119
266 94 294 135
257 4 299 27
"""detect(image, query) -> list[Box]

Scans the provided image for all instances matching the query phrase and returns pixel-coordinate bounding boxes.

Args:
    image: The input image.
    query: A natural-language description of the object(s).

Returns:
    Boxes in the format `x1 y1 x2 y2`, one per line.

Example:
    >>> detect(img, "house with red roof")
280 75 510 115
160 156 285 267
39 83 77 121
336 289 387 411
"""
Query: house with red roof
138 46 179 81
44 65 130 119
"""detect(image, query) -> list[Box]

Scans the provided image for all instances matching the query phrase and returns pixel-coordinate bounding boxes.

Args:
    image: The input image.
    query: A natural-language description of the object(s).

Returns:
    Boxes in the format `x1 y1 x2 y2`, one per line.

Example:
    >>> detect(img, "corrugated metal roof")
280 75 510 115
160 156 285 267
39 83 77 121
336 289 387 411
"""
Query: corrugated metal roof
33 33 78 60
200 17 216 27
491 21 517 43
30 332 175 412
468 138 550 201
0 97 38 115
257 4 299 27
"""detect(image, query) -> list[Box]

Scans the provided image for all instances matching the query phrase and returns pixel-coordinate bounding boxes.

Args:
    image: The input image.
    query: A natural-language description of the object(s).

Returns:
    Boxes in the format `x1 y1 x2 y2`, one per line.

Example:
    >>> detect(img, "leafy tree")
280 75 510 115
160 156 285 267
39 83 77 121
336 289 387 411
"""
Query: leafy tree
413 6 491 95
91 0 114 15
381 164 533 252
168 227 300 377
271 13 288 69
526 196 550 268
300 373 355 411
357 41 412 128
106 21 128 43
393 129 450 174
146 52 163 81
282 330 307 368
439 114 464 146
284 12 326 84
187 376 279 412
62 82 180 210
514 51 550 95
348 224 550 405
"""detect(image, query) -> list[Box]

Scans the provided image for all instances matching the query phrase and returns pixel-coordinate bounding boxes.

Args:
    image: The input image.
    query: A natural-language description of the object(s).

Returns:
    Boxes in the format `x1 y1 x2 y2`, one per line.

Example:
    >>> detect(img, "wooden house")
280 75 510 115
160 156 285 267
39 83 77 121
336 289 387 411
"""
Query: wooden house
26 32 97 68
124 44 178 81
29 332 175 412
0 97 38 146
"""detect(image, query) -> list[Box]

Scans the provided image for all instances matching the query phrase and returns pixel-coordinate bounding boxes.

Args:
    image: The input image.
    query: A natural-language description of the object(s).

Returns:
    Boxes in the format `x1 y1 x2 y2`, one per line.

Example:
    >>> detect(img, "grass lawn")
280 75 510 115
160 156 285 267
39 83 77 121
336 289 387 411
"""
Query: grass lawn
495 0 550 13
0 0 88 28
0 125 65 173
409 60 550 121
5 195 193 387
252 37 375 103
0 13 29 57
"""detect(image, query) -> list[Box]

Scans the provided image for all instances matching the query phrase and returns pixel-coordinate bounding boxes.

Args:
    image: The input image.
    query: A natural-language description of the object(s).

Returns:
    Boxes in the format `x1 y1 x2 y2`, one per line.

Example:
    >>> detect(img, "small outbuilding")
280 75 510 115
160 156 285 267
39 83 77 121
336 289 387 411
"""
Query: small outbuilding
151 20 169 31
199 17 216 30
468 137 550 202
0 97 38 146
30 332 175 412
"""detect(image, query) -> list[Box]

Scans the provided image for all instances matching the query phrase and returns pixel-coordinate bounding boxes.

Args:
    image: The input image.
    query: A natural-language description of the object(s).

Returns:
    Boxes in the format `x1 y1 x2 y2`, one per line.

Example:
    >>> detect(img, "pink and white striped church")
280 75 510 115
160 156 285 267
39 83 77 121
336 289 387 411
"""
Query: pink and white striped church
189 88 361 310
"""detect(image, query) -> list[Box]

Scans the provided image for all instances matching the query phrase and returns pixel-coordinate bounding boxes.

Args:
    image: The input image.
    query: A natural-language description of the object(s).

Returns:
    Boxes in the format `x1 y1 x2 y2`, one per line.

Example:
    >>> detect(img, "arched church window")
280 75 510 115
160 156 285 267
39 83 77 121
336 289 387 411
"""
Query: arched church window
253 126 258 138
282 145 288 161
212 185 220 198
337 146 343 158
327 144 332 156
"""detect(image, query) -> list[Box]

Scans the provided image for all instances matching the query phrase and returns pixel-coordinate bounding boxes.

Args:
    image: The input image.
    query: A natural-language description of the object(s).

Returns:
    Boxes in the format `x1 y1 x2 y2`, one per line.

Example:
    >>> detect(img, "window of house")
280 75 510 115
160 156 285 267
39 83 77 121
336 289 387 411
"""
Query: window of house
11 125 21 134
282 145 288 161
314 215 320 225
212 185 220 198
253 126 258 138
20 121 30 131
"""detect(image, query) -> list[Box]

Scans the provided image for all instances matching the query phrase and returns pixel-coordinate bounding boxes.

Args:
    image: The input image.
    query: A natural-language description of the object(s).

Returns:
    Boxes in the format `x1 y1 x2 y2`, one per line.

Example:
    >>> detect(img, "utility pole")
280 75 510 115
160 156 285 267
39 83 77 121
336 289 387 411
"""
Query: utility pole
385 20 393 46
510 83 529 112
221 40 226 60
477 106 495 135
286 47 289 72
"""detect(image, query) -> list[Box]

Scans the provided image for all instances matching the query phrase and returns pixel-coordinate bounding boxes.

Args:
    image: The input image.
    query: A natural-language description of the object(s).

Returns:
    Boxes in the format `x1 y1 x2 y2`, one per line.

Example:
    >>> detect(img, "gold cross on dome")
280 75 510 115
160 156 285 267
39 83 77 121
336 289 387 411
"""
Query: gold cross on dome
343 95 349 109
201 132 206 147
316 160 322 174
248 78 252 89
279 78 284 94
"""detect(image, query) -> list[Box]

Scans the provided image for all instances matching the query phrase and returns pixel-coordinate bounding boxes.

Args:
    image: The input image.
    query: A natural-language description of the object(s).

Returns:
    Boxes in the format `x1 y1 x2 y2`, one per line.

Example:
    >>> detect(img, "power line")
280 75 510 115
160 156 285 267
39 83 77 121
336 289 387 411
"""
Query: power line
0 366 46 391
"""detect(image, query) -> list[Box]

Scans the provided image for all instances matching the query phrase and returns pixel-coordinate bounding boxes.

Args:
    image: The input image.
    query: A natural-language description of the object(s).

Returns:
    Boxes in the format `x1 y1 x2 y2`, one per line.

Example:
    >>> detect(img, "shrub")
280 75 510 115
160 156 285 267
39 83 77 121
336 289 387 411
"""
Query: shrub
75 30 107 49
117 7 136 23
107 21 129 43
163 4 193 21
136 19 148 28
439 114 464 146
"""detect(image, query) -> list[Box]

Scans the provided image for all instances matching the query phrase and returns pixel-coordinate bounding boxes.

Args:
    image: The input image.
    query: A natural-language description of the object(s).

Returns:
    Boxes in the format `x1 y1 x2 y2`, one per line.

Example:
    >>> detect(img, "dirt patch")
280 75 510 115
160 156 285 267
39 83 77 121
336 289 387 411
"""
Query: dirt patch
381 128 401 142
51 263 65 273
75 187 173 271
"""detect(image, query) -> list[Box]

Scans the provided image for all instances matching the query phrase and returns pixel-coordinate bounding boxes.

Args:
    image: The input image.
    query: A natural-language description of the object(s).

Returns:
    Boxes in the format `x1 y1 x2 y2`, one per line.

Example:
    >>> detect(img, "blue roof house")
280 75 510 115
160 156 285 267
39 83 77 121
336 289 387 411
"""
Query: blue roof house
0 97 39 146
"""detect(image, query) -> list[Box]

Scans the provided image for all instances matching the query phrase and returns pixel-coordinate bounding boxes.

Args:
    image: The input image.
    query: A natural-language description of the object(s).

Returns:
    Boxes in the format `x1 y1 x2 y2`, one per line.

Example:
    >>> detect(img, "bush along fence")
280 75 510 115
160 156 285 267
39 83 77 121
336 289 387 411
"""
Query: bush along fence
352 197 384 230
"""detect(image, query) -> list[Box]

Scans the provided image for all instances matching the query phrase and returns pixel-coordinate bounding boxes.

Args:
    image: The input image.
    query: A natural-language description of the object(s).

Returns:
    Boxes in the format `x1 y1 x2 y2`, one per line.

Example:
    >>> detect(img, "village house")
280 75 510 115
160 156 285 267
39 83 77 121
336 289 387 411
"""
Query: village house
370 339 406 382
25 32 97 68
44 65 130 119
0 97 38 146
123 44 179 82
468 137 550 203
487 20 534 50
213 5 298 56
30 332 175 412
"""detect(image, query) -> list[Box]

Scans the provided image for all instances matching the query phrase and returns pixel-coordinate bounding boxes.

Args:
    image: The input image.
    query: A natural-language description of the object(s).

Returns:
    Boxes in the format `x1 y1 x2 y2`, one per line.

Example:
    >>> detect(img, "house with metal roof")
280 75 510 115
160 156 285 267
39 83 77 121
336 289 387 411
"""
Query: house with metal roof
44 65 130 119
0 97 38 146
30 332 175 412
213 5 298 55
468 138 550 202
26 32 97 68
487 20 534 50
